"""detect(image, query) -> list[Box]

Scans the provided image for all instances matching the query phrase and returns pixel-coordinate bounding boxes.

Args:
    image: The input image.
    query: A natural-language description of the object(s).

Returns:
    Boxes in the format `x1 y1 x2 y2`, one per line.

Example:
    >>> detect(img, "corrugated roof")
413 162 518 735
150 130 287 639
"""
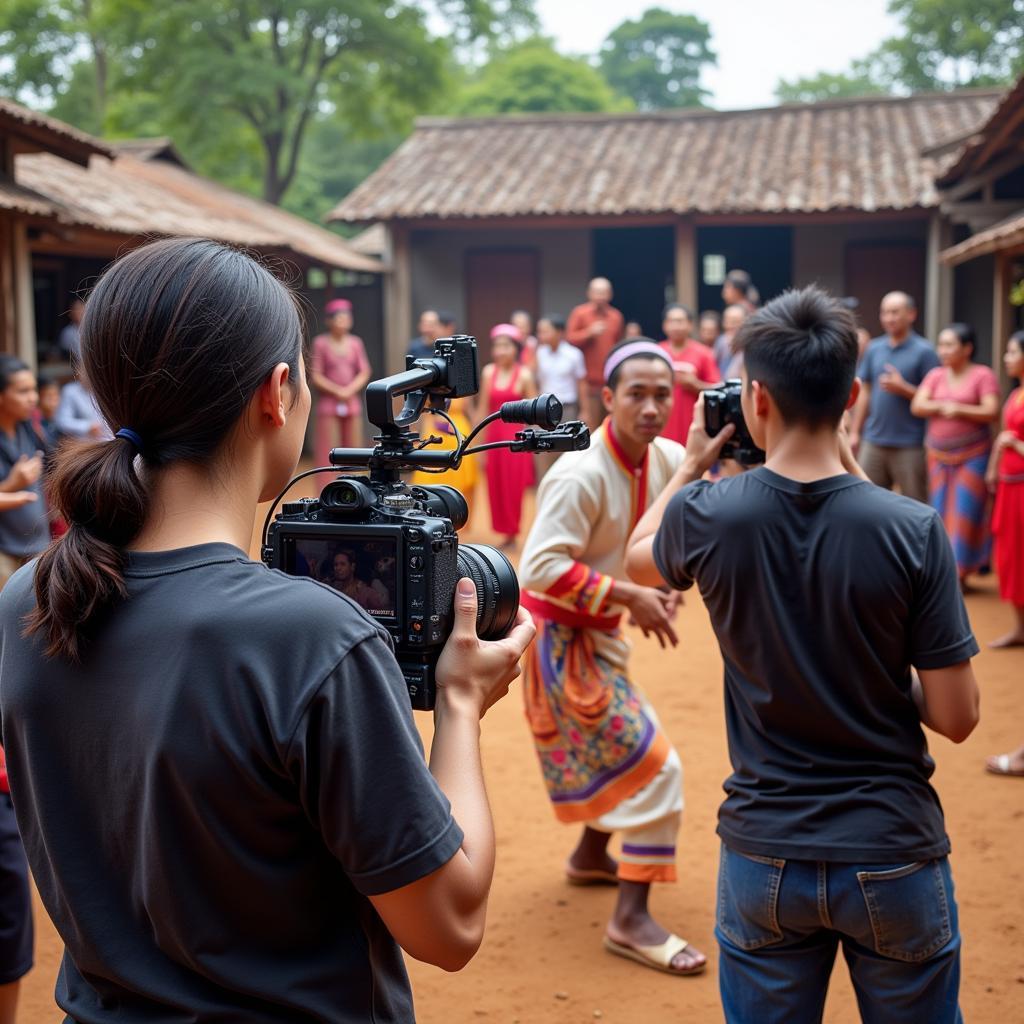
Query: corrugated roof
940 208 1024 264
0 97 115 164
15 152 384 273
329 91 1001 223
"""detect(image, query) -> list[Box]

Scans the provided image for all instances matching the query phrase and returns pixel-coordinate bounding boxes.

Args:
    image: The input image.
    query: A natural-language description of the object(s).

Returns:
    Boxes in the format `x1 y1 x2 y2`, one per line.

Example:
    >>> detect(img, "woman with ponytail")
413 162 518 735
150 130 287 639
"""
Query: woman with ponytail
0 237 533 1022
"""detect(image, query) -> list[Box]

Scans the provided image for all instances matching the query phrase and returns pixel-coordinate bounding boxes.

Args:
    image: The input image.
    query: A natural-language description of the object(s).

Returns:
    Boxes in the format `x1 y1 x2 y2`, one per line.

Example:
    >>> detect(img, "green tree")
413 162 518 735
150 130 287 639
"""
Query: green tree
455 39 632 115
775 70 887 104
599 7 715 110
0 1 537 206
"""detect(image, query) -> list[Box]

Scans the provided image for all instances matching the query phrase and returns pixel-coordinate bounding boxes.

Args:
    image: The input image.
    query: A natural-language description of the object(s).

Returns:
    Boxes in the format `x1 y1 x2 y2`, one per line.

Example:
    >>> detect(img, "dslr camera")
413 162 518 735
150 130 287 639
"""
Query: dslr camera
262 335 589 710
703 379 766 466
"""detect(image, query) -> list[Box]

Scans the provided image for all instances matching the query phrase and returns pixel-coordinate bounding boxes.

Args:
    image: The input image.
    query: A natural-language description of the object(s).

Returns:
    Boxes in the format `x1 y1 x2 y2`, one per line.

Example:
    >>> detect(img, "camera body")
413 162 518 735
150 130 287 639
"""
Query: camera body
268 480 466 711
703 378 766 466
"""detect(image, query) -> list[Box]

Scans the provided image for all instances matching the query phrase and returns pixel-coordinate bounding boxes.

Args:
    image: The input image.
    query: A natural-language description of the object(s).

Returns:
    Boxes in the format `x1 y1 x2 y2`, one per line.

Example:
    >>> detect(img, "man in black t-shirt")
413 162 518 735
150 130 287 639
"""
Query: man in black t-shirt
625 287 980 1024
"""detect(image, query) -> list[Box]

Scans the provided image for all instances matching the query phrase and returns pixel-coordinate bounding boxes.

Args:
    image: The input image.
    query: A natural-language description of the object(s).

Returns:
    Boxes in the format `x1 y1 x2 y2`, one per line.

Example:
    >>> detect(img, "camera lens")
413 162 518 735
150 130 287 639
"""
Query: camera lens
412 485 469 531
457 544 520 640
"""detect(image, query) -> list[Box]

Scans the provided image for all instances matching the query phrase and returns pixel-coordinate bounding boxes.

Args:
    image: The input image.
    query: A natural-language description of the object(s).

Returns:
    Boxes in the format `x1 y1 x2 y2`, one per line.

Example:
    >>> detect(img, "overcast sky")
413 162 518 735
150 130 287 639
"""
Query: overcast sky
535 0 900 109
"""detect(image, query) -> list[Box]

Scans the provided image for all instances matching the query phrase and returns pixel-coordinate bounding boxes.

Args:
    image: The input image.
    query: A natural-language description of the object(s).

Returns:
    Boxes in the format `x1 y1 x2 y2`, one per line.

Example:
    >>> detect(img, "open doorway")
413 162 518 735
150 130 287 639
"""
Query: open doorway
591 226 674 339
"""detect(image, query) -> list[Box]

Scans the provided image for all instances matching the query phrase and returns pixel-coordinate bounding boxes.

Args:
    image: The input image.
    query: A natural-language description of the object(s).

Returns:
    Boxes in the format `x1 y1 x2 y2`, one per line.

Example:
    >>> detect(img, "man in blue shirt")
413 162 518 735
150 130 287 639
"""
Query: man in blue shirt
849 291 939 502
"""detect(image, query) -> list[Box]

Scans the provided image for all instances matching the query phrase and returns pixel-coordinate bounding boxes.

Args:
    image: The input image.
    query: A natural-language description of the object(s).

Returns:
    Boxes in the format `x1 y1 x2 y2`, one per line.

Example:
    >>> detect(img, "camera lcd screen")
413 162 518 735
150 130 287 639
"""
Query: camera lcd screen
286 537 398 622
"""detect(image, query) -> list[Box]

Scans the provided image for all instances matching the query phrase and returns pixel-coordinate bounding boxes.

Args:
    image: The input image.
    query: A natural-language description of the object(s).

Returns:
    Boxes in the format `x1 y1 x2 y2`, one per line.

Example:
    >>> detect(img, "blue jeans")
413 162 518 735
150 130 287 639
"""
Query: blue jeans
715 843 962 1024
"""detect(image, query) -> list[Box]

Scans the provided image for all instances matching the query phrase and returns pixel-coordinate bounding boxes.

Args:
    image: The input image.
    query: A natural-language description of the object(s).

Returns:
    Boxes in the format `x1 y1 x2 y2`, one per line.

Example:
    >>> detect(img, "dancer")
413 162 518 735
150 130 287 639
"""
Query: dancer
520 340 706 977
912 322 1000 587
310 298 370 464
987 331 1024 648
479 324 535 549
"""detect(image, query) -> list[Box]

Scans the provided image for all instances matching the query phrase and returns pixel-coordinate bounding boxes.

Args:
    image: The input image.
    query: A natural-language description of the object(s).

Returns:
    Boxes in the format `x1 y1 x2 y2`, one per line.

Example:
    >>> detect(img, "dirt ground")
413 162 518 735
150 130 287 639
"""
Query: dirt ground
17 486 1024 1023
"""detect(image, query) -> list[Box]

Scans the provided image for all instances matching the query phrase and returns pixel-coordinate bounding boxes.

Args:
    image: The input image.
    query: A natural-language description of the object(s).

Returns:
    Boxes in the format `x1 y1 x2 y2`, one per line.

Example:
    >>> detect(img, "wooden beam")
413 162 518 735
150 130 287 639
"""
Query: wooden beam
941 148 1024 202
925 213 953 342
674 220 697 311
940 200 1023 225
383 223 411 375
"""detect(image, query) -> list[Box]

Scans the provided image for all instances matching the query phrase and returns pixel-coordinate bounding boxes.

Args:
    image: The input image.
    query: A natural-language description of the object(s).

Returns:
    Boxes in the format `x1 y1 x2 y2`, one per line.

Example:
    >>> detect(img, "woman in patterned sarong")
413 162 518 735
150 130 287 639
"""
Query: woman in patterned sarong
912 323 1000 587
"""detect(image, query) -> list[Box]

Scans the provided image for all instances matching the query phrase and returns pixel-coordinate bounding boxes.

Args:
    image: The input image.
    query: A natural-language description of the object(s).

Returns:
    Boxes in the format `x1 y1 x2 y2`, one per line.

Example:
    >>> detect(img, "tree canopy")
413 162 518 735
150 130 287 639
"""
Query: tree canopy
599 7 715 110
775 0 1024 101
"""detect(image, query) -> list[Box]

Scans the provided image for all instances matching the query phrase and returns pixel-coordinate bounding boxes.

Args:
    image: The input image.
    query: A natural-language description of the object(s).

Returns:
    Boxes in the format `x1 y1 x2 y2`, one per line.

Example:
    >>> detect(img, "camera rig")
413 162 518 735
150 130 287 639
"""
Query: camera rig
259 334 590 560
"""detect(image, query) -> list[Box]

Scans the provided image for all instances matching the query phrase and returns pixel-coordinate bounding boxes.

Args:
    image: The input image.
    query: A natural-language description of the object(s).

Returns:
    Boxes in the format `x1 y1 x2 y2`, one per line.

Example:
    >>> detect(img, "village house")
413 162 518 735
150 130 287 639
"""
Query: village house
0 98 384 374
331 85 1023 376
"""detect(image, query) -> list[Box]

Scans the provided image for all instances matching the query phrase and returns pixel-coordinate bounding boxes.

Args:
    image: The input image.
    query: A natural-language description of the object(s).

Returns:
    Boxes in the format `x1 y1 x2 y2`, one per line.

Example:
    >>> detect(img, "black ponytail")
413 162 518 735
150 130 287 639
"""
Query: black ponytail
26 237 302 662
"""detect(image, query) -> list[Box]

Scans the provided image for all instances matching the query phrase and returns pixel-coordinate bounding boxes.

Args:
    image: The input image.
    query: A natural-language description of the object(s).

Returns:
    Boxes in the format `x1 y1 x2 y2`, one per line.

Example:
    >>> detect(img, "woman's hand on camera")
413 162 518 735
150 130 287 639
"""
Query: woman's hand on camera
435 578 536 718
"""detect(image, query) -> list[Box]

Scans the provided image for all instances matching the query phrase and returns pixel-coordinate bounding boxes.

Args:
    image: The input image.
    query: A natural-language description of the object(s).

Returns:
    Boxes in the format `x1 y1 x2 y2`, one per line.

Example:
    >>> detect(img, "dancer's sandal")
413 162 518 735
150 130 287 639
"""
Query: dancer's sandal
602 934 706 976
985 753 1024 777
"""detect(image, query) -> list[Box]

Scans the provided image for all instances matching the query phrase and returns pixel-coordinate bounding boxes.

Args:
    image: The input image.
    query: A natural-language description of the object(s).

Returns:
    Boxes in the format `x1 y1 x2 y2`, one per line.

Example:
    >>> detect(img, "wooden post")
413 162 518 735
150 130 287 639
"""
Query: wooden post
925 213 952 342
383 222 411 374
674 219 697 311
992 251 1011 385
12 221 36 371
0 215 13 356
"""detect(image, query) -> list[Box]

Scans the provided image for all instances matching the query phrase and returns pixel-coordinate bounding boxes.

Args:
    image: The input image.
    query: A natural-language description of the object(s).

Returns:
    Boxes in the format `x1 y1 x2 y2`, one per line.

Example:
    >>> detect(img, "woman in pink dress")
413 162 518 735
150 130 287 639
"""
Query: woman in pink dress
479 323 536 550
310 299 371 465
911 323 1000 586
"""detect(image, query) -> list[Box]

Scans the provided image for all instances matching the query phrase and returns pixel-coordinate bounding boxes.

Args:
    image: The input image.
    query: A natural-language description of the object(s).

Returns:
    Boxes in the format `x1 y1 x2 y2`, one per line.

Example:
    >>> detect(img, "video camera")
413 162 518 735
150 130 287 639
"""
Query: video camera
261 335 590 711
703 379 766 466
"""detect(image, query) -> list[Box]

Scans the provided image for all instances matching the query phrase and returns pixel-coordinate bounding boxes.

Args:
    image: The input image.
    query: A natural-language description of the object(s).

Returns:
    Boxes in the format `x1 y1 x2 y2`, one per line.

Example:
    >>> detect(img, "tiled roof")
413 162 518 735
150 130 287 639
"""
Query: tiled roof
15 152 384 273
0 97 114 164
0 176 56 216
940 208 1024 264
329 91 1001 223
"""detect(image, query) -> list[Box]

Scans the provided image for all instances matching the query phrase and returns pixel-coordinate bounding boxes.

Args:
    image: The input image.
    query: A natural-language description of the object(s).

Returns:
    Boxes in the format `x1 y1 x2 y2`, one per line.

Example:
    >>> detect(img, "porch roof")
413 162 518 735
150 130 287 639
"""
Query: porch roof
0 97 115 165
329 90 999 225
940 208 1024 265
15 151 384 273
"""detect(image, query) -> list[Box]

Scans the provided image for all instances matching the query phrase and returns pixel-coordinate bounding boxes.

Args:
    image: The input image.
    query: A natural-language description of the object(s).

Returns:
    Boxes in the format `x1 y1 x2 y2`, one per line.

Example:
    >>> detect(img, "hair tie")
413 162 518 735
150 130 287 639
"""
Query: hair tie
603 341 673 384
115 428 144 452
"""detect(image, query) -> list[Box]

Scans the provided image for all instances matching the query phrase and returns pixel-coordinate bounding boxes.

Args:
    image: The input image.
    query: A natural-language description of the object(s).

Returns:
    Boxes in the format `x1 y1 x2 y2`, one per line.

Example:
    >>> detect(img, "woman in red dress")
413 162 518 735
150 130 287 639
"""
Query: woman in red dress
479 324 536 550
987 331 1024 648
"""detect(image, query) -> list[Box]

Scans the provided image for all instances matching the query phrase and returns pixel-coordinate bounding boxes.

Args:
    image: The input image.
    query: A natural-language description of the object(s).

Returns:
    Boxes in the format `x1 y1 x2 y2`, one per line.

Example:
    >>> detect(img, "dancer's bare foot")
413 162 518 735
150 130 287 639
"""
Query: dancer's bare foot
989 630 1024 649
567 826 617 879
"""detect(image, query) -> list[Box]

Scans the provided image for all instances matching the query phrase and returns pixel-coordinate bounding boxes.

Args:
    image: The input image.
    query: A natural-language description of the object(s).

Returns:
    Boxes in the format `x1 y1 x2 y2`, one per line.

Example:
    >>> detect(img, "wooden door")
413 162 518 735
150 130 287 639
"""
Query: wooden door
464 248 540 364
844 241 927 337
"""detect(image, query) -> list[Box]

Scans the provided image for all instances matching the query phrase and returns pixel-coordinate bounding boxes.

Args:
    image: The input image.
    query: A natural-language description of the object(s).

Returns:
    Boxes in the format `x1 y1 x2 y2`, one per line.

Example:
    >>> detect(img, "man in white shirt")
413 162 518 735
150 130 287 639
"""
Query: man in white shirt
55 378 111 440
534 315 587 478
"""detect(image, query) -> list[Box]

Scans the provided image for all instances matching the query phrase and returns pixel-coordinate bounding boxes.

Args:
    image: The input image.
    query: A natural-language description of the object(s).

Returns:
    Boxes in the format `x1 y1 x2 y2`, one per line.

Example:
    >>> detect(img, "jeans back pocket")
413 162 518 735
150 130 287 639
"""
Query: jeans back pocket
717 844 785 951
856 859 953 963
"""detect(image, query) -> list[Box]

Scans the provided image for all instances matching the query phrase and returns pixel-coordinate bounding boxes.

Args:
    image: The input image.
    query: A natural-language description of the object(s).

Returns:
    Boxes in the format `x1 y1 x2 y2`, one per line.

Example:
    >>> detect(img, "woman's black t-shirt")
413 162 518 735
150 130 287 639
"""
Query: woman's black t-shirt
0 543 463 1023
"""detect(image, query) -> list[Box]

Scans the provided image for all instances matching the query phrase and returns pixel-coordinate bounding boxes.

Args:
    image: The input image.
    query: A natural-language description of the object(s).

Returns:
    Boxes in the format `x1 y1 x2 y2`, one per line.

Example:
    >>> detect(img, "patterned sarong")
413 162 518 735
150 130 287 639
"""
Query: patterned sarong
927 429 992 574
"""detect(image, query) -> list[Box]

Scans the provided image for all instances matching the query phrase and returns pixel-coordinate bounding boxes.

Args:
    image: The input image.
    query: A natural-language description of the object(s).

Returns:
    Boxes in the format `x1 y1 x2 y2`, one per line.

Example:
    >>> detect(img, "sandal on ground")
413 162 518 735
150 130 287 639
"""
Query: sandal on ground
985 753 1024 777
565 863 619 886
602 933 706 976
